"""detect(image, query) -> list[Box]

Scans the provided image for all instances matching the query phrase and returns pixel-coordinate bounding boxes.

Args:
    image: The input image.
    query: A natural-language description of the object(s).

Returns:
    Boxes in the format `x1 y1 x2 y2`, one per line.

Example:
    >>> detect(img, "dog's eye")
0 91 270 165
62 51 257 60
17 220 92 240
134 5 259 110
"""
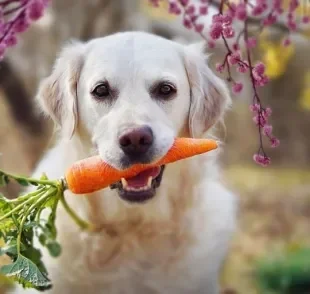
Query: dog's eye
92 83 110 98
154 83 177 99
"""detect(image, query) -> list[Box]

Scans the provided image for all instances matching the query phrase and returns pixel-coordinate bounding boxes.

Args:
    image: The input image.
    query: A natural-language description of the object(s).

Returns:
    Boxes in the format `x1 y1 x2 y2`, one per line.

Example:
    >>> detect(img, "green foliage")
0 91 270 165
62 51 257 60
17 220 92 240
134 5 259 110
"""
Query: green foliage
255 247 310 294
0 169 92 291
0 171 62 291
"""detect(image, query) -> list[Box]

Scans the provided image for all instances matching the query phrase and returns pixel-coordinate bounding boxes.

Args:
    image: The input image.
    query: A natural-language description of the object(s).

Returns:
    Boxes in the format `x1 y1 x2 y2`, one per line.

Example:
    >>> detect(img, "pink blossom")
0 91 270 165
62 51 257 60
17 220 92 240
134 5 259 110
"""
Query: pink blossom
246 37 257 49
235 3 247 21
185 5 195 15
195 24 204 33
183 18 192 29
223 26 235 38
253 62 265 75
271 137 280 148
232 43 240 51
302 16 310 24
222 14 232 25
289 0 299 11
179 0 190 5
250 103 261 112
288 20 297 31
263 125 273 136
237 62 248 73
283 38 291 46
252 5 265 16
169 2 180 14
253 154 271 166
27 0 45 21
216 63 224 73
4 34 18 47
208 40 215 48
232 82 243 93
263 14 277 26
228 52 241 65
212 14 224 24
209 22 223 40
14 15 30 33
199 5 208 15
262 107 272 120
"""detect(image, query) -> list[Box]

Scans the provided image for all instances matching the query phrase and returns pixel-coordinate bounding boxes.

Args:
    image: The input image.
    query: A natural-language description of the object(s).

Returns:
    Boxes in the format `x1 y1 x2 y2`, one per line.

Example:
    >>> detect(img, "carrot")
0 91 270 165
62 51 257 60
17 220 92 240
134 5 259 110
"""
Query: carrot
65 138 218 194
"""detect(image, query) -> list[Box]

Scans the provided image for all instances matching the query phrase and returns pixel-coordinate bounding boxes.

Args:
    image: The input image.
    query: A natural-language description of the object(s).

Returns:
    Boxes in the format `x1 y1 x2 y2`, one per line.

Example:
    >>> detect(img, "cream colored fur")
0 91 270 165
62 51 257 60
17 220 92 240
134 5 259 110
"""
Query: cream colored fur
11 32 237 294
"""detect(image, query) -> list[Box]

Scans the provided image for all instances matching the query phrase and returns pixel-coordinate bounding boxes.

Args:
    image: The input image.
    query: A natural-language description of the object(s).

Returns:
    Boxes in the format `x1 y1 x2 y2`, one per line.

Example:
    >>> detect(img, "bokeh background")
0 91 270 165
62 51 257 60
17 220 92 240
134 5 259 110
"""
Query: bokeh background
0 0 310 293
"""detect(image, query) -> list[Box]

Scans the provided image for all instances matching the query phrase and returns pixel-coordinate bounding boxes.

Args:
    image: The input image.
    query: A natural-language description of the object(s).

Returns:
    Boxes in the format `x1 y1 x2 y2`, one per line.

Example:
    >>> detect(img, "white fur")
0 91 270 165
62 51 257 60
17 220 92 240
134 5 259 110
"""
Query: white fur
11 32 237 294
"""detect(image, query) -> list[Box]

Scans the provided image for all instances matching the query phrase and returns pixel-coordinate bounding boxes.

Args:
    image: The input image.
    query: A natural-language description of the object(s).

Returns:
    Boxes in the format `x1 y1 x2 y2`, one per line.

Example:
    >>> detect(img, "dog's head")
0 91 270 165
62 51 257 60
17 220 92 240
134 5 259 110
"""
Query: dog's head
37 32 231 203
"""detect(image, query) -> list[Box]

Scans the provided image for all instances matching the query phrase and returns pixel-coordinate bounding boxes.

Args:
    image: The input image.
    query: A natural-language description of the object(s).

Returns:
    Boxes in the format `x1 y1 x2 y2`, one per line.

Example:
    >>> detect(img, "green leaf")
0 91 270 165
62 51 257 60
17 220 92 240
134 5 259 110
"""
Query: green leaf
15 178 29 187
0 254 52 290
46 241 61 258
0 175 6 187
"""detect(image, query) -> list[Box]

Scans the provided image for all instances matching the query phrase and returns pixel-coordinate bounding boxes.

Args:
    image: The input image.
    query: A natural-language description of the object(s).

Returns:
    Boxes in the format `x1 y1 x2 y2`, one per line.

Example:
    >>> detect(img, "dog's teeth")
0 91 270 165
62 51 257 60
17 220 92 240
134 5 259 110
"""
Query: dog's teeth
147 177 152 188
121 178 128 189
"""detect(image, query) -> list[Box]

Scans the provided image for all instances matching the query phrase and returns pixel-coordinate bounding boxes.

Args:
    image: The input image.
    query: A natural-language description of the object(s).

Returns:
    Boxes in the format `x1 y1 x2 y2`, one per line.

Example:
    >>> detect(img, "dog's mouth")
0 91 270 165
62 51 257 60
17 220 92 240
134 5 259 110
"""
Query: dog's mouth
110 166 165 203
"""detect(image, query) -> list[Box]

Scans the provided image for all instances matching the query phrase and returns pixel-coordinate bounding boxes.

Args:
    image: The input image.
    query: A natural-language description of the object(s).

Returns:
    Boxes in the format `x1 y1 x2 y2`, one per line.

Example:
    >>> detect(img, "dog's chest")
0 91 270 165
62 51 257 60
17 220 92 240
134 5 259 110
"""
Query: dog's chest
55 217 202 292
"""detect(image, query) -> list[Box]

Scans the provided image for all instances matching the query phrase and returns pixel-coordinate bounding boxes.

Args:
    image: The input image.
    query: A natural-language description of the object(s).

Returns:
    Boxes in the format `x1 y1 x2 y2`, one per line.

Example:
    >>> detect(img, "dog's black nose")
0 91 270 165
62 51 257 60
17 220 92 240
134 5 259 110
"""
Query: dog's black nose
119 126 153 157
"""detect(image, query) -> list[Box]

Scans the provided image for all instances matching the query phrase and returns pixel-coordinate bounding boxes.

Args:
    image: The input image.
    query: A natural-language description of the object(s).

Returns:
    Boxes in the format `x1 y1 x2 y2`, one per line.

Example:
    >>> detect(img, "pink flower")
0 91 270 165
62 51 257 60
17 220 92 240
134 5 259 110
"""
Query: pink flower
246 37 257 49
216 63 224 73
169 2 180 14
223 26 235 38
186 5 195 15
253 62 265 75
270 137 280 148
263 125 273 136
179 0 189 5
195 24 204 33
199 5 208 15
252 5 265 16
263 14 277 26
232 82 243 93
212 14 224 24
250 103 261 112
183 18 192 29
27 0 45 21
288 20 297 31
208 40 215 48
253 154 271 166
210 22 223 40
222 14 232 25
237 62 248 73
14 14 30 33
283 38 291 47
228 52 241 65
302 16 310 24
232 43 240 51
4 34 18 47
235 3 247 21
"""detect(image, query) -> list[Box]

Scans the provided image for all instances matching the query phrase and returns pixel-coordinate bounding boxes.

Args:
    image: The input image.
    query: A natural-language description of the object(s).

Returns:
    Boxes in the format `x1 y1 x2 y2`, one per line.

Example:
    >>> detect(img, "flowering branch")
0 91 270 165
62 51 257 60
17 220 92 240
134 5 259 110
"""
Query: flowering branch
149 0 310 166
0 0 50 60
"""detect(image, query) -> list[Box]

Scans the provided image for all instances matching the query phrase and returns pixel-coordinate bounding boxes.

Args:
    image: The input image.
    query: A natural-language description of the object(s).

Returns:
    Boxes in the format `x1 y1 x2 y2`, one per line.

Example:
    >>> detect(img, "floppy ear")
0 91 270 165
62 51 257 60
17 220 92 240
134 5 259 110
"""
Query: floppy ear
184 42 231 138
36 40 85 138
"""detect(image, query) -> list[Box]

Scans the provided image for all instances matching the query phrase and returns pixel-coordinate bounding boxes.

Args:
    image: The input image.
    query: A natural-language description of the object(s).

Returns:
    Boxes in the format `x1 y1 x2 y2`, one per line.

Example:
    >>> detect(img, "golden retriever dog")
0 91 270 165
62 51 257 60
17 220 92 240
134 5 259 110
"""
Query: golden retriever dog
12 31 237 294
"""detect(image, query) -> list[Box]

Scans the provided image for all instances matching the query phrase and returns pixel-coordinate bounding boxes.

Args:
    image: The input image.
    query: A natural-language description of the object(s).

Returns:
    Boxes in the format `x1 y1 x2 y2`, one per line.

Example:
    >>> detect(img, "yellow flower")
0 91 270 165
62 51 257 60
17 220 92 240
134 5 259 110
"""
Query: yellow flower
259 36 295 79
140 0 177 21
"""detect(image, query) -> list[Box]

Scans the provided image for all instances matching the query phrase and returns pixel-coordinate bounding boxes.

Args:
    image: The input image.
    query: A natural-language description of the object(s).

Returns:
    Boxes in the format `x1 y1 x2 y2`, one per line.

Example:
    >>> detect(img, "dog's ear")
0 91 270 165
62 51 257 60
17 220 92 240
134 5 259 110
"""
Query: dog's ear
184 42 231 138
36 40 85 138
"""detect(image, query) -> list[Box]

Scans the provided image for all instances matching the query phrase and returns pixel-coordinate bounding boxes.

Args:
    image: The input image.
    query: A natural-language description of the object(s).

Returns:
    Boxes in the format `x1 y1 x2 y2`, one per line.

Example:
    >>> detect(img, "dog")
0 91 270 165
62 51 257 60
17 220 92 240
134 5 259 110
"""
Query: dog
11 31 237 294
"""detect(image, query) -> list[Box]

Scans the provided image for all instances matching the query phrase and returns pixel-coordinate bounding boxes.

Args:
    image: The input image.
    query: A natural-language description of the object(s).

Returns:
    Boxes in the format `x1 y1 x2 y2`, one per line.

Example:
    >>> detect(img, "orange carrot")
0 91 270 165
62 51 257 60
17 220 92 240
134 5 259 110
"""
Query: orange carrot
65 138 217 194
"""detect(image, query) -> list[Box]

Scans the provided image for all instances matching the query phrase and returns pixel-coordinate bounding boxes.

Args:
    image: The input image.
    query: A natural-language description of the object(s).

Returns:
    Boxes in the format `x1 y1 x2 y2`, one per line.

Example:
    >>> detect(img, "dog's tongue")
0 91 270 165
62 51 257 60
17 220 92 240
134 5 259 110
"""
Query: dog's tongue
126 167 161 188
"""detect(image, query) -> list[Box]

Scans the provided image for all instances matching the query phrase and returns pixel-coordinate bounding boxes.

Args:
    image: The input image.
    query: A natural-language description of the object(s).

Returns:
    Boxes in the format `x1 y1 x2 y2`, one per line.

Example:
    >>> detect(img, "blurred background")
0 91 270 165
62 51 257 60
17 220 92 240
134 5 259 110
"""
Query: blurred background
0 0 310 293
